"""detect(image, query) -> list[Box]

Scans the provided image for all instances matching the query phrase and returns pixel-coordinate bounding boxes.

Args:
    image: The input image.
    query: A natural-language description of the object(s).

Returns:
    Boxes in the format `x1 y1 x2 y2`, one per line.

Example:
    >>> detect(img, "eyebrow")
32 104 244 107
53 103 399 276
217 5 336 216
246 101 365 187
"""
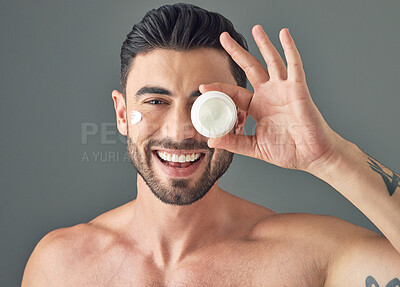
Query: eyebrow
135 86 201 99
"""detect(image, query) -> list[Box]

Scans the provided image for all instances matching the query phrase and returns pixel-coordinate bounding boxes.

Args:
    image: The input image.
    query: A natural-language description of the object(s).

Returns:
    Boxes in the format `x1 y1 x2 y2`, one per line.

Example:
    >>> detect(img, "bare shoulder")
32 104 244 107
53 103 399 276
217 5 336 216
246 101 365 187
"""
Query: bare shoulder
251 213 384 273
251 212 382 257
225 191 380 244
251 212 382 246
21 202 132 287
22 223 110 286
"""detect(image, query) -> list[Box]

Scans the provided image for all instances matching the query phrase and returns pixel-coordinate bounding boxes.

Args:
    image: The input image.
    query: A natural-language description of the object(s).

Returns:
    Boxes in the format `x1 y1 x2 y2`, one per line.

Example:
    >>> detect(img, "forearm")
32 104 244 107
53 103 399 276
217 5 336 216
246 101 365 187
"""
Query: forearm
311 137 400 253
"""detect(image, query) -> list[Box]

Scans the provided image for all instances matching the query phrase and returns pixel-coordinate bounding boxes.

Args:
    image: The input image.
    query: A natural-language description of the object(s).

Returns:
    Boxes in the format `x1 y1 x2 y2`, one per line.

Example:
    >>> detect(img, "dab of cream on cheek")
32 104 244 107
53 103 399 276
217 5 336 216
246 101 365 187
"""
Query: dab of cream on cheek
130 110 142 125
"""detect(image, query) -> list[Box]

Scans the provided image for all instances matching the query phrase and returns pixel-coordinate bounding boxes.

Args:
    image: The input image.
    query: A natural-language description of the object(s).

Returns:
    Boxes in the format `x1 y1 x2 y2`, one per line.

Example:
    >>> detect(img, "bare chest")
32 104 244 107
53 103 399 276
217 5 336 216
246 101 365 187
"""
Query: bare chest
61 239 325 287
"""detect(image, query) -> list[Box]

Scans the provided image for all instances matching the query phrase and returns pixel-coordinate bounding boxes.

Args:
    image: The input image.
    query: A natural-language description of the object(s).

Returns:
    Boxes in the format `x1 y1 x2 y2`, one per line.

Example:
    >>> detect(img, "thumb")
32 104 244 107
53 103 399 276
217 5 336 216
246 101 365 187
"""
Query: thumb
208 133 257 158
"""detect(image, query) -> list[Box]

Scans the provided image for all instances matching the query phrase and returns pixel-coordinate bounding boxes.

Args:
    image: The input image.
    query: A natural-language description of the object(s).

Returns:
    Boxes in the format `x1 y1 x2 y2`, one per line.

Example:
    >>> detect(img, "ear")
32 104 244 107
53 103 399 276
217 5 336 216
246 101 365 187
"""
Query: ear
235 107 248 135
111 90 127 136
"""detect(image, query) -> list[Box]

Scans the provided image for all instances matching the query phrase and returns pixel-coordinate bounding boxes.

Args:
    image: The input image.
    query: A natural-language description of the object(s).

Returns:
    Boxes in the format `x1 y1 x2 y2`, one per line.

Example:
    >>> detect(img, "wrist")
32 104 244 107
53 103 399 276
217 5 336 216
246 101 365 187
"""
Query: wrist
306 134 359 184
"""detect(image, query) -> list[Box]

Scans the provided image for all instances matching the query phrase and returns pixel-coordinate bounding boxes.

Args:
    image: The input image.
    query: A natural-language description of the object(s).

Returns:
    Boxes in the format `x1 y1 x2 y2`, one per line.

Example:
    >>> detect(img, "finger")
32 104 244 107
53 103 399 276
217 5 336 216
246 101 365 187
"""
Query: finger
220 32 269 88
199 82 253 112
279 28 305 82
208 133 257 159
252 25 287 80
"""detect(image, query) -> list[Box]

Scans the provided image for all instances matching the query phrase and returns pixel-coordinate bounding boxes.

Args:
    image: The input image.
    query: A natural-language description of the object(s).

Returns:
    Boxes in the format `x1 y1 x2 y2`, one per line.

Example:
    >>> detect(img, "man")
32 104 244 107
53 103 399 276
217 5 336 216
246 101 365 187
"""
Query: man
22 3 400 286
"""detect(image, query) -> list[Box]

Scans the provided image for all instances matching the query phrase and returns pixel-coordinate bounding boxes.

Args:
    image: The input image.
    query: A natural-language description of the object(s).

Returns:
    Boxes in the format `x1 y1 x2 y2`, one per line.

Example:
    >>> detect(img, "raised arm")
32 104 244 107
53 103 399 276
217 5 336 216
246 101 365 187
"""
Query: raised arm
199 25 400 285
311 138 400 253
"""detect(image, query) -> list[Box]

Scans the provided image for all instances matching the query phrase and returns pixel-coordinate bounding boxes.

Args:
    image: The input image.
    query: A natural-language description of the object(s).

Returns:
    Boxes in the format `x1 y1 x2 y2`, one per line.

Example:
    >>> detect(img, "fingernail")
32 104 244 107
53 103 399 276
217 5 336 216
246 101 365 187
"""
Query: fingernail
223 31 231 39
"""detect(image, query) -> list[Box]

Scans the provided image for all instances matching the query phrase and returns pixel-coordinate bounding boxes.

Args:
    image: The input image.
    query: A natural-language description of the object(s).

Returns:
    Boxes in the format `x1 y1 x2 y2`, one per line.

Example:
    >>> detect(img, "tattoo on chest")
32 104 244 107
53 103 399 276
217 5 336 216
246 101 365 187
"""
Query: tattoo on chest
365 275 400 287
367 157 399 196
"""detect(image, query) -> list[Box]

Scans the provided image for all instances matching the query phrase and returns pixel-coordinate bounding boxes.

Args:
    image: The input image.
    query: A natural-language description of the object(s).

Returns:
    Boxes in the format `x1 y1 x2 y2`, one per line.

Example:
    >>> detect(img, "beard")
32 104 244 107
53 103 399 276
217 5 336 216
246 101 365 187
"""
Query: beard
127 135 234 206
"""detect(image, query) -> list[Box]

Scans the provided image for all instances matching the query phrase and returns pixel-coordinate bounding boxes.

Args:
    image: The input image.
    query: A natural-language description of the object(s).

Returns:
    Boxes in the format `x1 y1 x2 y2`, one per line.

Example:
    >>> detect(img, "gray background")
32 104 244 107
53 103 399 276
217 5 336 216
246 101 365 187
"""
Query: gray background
1 0 399 285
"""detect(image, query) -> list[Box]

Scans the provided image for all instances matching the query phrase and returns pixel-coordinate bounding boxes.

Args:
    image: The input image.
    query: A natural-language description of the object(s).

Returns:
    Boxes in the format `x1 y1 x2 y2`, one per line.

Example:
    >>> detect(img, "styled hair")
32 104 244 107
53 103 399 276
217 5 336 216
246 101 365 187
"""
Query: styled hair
120 3 248 96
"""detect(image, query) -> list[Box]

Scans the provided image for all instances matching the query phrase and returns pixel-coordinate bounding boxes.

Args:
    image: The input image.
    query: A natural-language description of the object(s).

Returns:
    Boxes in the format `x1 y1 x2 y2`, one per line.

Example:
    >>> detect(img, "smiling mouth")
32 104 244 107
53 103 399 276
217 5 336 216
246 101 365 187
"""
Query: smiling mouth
153 150 205 168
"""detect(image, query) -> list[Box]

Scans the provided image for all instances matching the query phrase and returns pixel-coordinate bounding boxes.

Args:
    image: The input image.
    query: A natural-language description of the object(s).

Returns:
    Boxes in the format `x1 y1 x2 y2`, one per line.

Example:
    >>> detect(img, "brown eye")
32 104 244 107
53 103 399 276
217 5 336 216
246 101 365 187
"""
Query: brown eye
146 99 166 105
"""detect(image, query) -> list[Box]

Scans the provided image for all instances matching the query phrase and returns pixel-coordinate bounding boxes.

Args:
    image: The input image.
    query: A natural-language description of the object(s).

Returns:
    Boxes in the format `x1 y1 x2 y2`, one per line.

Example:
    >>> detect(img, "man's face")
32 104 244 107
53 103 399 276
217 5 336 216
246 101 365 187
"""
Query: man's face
119 48 242 206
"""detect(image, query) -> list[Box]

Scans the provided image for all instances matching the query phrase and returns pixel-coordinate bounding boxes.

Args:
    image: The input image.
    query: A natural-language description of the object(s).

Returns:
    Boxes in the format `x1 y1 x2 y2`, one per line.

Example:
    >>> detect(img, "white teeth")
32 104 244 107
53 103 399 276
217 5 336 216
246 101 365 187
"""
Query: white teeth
156 151 202 163
171 154 179 162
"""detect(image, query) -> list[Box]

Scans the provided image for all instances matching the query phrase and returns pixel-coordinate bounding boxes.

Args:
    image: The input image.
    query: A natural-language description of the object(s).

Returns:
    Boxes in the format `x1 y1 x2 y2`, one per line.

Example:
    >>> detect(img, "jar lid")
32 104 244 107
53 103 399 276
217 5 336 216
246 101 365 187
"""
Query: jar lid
191 91 237 138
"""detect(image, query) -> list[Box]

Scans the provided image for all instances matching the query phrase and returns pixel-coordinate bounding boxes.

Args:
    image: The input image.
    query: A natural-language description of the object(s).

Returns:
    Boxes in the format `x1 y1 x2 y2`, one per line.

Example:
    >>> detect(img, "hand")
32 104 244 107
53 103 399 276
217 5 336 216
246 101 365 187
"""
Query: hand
200 25 343 173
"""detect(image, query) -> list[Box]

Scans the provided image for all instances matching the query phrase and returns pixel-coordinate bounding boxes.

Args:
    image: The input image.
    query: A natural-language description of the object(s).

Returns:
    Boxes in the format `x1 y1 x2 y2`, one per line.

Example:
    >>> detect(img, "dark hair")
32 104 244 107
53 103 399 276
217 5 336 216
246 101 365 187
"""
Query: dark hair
120 3 248 97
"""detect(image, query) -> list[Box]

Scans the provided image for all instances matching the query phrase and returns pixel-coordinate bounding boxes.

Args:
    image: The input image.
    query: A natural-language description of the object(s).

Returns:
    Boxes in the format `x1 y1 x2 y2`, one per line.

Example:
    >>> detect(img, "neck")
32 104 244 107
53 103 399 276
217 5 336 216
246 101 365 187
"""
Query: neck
130 175 231 268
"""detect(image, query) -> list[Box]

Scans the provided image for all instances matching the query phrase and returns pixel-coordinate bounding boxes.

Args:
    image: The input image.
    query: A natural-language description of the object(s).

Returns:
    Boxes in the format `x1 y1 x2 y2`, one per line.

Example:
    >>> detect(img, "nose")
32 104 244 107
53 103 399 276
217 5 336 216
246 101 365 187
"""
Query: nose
161 104 197 141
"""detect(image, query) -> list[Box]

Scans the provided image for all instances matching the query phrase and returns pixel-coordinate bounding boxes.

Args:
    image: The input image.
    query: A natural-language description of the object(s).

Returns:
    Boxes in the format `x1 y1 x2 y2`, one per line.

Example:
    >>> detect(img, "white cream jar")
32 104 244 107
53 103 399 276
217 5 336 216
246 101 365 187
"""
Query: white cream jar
191 91 237 138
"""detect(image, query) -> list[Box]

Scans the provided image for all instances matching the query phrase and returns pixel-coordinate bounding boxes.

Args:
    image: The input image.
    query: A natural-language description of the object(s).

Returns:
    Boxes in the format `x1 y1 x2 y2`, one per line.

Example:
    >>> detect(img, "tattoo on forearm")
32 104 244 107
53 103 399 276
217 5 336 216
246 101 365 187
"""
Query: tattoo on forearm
367 157 400 196
366 275 400 286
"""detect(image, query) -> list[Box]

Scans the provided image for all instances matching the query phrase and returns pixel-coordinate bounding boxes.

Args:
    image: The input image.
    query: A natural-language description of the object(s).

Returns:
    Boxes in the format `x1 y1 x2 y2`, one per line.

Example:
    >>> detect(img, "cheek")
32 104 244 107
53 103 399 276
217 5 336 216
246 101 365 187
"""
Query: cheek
209 148 233 170
127 107 163 142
